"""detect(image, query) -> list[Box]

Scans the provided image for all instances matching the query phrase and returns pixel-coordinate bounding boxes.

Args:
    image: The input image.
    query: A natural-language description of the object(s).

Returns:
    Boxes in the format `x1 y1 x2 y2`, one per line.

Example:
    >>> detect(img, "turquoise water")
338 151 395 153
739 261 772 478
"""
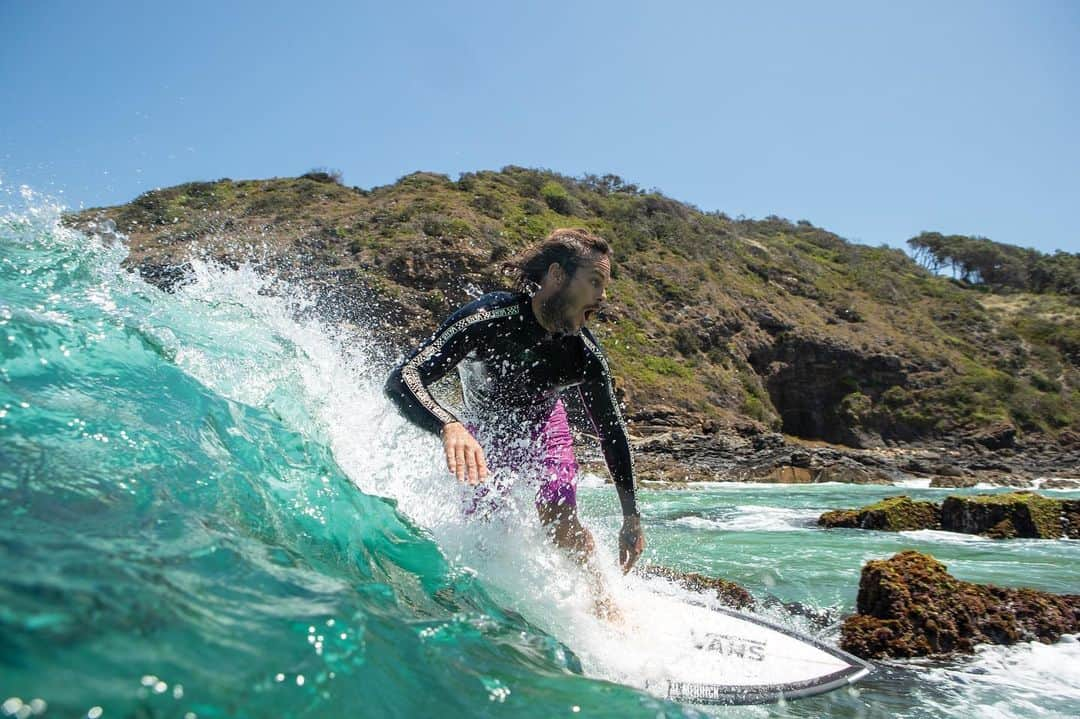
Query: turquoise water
1 189 1078 718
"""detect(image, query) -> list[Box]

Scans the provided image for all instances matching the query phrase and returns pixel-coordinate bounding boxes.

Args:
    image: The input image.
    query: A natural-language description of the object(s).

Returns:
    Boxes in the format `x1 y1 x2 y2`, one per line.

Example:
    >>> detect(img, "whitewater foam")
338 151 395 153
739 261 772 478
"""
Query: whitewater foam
672 505 816 533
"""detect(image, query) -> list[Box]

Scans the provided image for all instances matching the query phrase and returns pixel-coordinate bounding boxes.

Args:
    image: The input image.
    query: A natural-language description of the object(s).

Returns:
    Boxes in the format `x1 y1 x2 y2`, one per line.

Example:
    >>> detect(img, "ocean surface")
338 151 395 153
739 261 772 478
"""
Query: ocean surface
2 187 1078 718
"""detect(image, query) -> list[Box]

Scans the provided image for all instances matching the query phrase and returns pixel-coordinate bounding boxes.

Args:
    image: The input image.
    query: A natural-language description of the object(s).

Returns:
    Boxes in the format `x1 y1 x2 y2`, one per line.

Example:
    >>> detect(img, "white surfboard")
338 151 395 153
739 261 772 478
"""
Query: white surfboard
620 589 872 705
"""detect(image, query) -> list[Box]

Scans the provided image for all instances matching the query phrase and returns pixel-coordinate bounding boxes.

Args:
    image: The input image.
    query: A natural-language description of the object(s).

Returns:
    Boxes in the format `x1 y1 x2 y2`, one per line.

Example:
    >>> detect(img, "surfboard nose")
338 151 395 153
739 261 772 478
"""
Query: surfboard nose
638 595 873 706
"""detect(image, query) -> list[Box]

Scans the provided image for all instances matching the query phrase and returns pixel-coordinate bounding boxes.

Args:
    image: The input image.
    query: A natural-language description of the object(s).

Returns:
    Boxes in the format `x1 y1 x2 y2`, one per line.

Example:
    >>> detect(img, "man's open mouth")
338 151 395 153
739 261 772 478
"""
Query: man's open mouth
583 306 598 321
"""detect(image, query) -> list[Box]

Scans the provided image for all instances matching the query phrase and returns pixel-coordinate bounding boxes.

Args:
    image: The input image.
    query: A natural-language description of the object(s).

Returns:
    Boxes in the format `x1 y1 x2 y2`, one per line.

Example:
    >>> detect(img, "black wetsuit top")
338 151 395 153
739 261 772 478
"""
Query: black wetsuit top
384 290 639 517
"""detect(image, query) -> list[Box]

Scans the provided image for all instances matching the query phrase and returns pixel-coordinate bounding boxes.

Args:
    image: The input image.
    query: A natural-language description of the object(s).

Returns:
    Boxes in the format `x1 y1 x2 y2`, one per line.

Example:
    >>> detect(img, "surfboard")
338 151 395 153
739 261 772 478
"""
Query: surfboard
624 589 873 705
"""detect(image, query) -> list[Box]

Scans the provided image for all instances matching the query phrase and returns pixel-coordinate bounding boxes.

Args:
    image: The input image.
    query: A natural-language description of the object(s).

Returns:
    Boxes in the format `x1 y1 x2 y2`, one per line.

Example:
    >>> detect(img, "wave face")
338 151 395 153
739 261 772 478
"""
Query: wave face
0 191 679 718
2 188 1078 719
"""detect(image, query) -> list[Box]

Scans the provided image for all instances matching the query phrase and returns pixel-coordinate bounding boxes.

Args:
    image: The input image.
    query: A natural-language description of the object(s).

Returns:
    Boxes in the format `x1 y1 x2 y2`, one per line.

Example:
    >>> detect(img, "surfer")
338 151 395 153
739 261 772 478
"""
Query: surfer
384 227 645 616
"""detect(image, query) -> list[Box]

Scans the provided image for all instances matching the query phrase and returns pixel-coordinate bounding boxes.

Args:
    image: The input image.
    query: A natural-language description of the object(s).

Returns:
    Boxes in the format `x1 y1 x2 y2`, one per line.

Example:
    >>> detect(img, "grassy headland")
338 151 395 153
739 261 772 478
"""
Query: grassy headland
65 167 1079 449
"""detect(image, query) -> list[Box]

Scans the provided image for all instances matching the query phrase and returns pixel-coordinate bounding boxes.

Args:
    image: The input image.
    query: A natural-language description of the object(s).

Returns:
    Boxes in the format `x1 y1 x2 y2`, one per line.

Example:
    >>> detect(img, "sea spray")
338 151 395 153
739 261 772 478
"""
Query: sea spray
0 189 689 718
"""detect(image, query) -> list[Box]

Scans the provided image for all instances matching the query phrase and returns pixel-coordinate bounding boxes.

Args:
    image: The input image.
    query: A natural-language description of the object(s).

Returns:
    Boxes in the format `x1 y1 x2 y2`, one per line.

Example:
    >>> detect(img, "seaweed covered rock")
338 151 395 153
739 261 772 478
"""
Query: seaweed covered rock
818 496 940 531
636 564 755 609
817 508 861 528
940 491 1075 538
840 551 1080 659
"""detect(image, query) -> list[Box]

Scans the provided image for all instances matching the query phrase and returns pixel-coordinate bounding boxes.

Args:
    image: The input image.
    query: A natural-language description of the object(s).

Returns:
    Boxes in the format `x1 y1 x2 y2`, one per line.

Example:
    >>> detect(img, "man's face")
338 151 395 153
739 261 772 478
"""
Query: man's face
542 254 611 335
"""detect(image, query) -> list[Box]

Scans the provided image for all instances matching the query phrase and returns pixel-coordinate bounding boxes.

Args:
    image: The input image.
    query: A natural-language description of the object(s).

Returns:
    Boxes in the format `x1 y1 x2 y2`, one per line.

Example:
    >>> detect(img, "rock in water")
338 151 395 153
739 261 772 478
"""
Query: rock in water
818 496 940 531
928 475 979 488
839 551 1080 659
636 564 756 609
940 491 1073 538
819 492 1080 539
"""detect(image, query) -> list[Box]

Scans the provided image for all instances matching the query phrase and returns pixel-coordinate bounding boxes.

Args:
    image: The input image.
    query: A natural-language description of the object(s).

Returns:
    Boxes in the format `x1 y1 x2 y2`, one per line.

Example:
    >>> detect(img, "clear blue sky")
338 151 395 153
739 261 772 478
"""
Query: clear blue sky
2 1 1077 253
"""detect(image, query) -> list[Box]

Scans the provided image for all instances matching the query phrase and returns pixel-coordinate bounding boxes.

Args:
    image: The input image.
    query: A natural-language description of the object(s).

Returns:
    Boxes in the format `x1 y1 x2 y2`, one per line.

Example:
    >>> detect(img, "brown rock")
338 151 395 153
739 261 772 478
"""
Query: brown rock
636 564 755 609
840 551 1080 659
814 462 893 485
969 422 1017 450
933 463 966 477
627 454 716 483
901 458 934 475
789 450 812 468
751 465 814 483
929 475 979 488
631 404 690 428
818 509 860 528
1042 478 1080 490
982 473 1034 488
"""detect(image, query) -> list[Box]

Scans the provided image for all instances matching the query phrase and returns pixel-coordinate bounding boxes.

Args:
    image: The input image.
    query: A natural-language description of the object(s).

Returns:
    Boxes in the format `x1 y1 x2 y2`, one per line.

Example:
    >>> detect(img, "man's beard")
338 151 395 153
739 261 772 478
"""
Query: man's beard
539 290 577 336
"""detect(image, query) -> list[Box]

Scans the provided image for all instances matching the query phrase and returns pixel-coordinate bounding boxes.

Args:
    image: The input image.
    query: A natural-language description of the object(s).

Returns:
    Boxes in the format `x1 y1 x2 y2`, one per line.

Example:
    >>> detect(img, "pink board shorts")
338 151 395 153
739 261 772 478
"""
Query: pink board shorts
462 398 579 518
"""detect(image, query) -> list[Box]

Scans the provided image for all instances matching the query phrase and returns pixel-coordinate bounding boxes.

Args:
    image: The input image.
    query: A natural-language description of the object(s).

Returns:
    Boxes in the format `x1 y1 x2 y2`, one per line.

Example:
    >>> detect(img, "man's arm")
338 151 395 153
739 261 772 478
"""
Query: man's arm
385 296 520 485
384 296 521 435
578 330 645 573
577 331 639 518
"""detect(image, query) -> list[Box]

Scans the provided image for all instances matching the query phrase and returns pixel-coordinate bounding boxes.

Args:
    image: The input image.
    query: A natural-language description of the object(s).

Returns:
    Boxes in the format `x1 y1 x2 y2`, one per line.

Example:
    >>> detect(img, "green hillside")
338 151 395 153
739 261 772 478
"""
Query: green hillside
65 167 1080 447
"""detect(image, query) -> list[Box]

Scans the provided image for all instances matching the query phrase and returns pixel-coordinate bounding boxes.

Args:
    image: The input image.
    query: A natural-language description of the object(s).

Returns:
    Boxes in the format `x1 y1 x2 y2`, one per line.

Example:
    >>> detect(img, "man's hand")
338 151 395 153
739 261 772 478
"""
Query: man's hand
442 422 489 485
618 514 645 574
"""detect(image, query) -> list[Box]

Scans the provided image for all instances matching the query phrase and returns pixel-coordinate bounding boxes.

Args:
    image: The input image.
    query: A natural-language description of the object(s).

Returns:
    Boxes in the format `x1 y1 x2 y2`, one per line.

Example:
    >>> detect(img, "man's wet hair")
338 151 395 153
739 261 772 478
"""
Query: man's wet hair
503 228 611 292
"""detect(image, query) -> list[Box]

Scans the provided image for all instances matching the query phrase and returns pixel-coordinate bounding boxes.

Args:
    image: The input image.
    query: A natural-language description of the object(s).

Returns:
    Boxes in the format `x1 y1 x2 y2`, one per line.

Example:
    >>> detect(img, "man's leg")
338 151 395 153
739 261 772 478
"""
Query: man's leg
533 399 622 621
535 464 622 621
534 400 594 558
537 499 595 561
537 499 621 621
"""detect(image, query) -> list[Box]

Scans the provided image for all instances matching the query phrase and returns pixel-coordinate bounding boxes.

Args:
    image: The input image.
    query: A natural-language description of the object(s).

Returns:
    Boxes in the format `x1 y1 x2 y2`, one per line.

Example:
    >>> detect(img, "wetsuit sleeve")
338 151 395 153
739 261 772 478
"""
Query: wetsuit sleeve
384 299 519 435
578 332 639 518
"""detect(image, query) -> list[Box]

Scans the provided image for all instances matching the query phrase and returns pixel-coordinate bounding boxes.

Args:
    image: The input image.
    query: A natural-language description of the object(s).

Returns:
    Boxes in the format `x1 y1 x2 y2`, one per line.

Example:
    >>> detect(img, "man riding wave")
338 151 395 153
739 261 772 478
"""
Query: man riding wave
384 227 645 614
